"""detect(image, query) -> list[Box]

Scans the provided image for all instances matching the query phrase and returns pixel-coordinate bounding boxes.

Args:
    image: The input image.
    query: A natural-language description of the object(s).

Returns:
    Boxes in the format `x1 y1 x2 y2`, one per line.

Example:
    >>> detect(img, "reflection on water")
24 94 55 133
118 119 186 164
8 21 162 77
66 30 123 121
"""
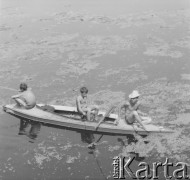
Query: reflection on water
89 150 108 180
80 131 109 180
118 134 146 162
81 131 95 144
81 131 148 179
18 119 41 142
1 0 190 178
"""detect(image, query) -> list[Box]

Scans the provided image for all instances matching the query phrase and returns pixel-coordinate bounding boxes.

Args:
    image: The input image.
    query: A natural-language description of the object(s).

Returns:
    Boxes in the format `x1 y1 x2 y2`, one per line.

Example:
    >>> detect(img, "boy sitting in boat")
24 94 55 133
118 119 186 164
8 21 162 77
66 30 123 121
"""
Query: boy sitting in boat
118 90 151 131
76 87 99 121
11 83 36 109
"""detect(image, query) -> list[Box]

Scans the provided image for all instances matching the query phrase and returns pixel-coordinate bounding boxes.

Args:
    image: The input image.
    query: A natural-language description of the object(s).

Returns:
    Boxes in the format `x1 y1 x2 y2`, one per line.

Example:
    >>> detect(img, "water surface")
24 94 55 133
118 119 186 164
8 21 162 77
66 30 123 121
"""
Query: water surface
0 0 190 179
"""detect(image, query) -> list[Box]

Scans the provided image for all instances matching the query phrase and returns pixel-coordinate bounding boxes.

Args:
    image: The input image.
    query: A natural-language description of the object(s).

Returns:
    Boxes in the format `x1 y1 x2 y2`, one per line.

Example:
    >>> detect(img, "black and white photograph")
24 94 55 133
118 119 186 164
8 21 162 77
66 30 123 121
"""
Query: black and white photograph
0 0 190 179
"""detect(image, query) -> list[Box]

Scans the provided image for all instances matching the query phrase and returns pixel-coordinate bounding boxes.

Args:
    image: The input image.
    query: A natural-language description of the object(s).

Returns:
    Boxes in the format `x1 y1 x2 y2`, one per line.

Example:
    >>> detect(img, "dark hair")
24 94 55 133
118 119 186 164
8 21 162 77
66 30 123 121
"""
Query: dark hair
80 87 88 93
20 83 28 91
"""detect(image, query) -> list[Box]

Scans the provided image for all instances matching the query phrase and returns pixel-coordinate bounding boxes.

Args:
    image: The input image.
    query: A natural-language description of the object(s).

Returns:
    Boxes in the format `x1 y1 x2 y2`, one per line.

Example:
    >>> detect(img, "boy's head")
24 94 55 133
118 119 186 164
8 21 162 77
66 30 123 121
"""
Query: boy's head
129 90 140 103
19 83 28 92
80 87 88 97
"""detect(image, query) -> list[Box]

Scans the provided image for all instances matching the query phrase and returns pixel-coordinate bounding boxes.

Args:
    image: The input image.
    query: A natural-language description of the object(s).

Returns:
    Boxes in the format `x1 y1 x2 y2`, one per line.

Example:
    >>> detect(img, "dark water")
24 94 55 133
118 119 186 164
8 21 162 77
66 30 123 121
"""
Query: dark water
1 0 190 179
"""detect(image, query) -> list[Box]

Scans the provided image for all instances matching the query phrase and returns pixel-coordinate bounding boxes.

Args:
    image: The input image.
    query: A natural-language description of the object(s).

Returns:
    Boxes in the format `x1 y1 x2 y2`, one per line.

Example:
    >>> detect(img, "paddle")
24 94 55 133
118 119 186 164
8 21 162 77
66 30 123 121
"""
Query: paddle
95 105 116 131
88 105 118 148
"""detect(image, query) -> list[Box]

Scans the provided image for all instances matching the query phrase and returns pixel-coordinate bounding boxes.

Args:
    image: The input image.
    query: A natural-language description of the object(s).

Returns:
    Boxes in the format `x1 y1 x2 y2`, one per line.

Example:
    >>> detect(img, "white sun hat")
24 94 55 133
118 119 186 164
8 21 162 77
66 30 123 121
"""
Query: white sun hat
129 90 140 99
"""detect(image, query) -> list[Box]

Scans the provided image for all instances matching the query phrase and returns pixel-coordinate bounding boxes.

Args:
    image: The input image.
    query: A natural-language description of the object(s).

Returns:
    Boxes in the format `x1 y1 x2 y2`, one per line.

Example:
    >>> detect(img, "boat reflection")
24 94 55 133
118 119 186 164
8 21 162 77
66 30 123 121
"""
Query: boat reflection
118 134 146 162
80 131 106 150
18 118 41 141
80 131 108 179
80 131 95 144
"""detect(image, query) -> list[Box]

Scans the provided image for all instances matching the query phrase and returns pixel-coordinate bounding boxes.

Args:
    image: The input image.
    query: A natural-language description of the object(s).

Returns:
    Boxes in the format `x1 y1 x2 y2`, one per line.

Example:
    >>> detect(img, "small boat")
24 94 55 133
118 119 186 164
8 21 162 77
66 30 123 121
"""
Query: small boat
3 104 174 135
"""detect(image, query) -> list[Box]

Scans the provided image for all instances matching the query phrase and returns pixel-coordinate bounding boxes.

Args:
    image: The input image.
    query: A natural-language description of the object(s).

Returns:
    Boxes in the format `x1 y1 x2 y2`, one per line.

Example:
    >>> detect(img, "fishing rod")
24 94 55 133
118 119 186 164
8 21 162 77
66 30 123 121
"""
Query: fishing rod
0 86 18 92
91 150 108 180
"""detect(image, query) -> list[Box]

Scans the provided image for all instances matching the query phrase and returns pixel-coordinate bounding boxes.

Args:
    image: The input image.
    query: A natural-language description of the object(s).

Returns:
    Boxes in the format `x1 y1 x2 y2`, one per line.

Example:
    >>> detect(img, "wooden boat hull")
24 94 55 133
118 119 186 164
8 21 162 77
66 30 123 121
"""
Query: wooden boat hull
3 104 174 136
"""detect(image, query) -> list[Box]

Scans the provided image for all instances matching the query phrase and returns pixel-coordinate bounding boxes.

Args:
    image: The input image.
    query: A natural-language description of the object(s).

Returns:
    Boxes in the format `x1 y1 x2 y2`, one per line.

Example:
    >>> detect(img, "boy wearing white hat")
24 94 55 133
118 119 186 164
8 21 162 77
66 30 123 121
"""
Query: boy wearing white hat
119 90 151 131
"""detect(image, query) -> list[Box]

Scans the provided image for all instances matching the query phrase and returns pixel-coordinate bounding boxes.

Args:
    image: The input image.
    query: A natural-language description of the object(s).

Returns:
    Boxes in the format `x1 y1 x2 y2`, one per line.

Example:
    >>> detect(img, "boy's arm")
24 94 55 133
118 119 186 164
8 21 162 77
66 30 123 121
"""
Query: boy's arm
76 97 85 115
135 117 147 131
136 101 148 116
131 101 140 111
11 93 21 99
133 110 147 131
120 101 129 110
